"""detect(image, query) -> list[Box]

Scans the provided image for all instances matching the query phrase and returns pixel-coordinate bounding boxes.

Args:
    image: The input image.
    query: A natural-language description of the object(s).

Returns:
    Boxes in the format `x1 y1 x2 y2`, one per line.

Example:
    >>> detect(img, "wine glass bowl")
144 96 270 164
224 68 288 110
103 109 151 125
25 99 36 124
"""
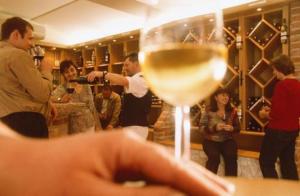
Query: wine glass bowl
139 10 227 107
66 82 75 94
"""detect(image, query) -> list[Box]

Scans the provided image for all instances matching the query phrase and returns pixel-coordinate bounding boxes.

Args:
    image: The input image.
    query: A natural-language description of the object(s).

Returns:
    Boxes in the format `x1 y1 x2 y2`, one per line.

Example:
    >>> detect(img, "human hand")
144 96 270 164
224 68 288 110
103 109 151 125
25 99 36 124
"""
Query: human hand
106 125 113 130
223 125 234 132
262 105 271 112
0 129 235 196
216 122 226 131
49 102 58 122
61 94 72 103
99 112 107 120
87 71 102 82
259 106 271 119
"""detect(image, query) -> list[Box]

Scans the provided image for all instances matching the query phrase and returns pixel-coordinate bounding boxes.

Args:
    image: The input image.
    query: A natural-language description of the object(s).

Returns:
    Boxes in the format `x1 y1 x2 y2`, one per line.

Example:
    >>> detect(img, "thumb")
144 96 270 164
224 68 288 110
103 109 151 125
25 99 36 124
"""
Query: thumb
104 181 185 196
77 175 185 196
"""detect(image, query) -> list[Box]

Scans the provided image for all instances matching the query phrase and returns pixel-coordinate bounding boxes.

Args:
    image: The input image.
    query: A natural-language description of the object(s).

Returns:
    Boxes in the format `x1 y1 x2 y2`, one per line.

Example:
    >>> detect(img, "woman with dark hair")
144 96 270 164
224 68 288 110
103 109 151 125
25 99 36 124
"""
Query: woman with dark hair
259 55 300 180
199 88 240 176
51 60 100 133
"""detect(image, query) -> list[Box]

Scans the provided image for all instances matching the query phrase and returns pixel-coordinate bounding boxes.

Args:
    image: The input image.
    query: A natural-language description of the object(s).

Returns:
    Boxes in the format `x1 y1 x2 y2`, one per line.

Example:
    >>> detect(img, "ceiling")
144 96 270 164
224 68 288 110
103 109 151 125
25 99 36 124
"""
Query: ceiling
0 0 289 47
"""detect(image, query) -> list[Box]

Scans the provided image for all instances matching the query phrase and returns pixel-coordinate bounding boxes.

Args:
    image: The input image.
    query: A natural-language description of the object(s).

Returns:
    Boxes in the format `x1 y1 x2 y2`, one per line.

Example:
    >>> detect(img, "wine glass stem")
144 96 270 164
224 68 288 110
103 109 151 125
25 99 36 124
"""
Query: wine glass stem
175 106 191 161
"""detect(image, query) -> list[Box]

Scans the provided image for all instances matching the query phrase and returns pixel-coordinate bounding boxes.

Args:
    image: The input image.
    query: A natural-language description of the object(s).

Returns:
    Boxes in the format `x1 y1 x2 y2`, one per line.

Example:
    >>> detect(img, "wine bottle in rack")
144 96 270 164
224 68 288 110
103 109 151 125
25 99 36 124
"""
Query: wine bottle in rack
272 18 281 30
257 39 262 45
233 64 239 71
262 97 266 107
79 56 84 67
91 51 96 66
231 29 236 36
104 49 110 63
227 36 232 45
280 18 288 44
236 26 242 49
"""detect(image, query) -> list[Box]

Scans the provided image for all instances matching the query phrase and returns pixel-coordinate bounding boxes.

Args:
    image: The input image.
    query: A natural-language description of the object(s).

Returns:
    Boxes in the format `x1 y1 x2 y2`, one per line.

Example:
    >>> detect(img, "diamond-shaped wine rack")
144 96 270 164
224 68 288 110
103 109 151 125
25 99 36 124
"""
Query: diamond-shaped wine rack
183 18 240 126
245 9 282 132
176 8 284 132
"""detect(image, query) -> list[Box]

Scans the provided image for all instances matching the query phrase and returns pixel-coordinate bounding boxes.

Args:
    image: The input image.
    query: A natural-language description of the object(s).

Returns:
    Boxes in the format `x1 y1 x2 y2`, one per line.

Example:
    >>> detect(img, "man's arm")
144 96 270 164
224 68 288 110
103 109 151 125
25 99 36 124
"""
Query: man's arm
10 51 52 103
87 71 129 88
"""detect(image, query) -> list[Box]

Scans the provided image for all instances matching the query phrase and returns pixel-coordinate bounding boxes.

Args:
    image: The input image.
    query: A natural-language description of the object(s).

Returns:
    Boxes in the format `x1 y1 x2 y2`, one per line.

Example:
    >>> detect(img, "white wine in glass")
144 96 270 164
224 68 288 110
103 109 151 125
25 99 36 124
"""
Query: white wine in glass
139 2 227 160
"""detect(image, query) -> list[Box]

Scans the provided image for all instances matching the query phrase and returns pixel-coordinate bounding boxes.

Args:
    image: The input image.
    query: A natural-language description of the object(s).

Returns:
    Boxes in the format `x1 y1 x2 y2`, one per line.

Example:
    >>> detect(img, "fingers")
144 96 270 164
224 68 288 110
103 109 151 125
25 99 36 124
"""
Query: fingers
114 132 235 196
87 72 95 82
186 160 235 195
71 172 185 196
87 71 101 82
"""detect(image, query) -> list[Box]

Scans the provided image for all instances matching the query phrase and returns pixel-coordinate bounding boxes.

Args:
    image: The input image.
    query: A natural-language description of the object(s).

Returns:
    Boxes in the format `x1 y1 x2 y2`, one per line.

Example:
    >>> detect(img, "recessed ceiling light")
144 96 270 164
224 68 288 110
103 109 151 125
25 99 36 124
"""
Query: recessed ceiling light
130 35 134 39
256 7 262 12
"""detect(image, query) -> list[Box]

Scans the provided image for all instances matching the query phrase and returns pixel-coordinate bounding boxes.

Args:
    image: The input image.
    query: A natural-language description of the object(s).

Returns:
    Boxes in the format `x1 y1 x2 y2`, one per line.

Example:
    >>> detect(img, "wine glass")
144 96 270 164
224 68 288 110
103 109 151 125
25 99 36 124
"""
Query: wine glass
66 82 75 94
139 1 227 160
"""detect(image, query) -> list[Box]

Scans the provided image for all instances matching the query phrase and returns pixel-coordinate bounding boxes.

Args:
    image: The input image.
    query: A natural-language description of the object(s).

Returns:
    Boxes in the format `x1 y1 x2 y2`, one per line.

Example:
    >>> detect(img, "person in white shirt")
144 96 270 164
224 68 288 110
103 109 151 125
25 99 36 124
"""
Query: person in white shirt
87 53 151 139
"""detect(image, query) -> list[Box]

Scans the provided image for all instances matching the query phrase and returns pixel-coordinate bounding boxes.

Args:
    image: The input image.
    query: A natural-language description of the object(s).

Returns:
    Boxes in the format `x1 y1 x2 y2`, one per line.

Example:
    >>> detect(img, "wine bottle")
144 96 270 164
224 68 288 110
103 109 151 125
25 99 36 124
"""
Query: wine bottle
280 18 288 44
91 51 96 66
79 56 84 67
231 29 236 35
236 26 242 49
104 50 110 63
69 76 100 84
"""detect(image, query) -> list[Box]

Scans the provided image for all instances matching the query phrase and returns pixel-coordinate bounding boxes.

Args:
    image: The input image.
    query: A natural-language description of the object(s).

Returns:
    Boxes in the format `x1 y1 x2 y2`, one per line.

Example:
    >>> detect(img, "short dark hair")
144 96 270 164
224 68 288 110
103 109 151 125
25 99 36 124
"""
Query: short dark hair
125 52 139 63
1 17 33 40
59 60 77 74
210 87 233 112
270 54 295 75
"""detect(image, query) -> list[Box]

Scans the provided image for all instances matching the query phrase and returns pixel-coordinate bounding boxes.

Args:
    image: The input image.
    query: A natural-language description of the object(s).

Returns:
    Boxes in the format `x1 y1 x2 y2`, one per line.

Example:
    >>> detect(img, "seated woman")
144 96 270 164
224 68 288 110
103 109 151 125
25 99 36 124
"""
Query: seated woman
199 88 240 176
51 60 100 133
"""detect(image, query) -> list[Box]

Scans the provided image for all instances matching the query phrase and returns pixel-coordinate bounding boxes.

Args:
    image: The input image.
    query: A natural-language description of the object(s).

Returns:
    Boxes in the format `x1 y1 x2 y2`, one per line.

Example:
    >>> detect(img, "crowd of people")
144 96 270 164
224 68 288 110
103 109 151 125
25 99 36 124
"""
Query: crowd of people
0 14 299 196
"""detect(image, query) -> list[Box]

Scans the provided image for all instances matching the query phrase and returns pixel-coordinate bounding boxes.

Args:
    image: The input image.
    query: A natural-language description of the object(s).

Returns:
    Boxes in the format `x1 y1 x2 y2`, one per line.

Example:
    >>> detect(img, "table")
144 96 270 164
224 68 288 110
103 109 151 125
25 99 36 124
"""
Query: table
48 102 94 138
227 177 300 196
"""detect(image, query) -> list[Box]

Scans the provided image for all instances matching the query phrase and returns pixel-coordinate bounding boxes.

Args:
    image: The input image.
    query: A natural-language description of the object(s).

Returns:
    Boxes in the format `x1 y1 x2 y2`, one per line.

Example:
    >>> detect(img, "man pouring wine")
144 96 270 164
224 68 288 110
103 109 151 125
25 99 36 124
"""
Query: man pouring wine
87 52 152 139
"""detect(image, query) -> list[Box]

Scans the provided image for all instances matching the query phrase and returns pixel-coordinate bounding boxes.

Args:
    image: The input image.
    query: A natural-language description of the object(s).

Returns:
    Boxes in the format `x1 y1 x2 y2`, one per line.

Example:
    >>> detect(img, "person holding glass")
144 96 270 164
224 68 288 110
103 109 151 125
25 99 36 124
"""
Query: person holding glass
258 55 300 180
51 60 100 133
0 17 55 138
199 88 240 176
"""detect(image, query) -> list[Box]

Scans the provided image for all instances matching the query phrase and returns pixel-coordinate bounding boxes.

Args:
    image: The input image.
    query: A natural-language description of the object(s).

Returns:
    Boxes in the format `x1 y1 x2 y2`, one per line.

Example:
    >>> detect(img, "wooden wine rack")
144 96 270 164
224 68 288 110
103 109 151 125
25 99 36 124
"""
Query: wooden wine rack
185 6 289 134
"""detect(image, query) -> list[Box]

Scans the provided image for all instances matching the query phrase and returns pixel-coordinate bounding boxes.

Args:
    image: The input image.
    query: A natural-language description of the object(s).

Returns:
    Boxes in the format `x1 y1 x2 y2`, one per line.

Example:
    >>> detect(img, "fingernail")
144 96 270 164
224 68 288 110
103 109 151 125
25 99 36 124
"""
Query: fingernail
226 183 236 194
